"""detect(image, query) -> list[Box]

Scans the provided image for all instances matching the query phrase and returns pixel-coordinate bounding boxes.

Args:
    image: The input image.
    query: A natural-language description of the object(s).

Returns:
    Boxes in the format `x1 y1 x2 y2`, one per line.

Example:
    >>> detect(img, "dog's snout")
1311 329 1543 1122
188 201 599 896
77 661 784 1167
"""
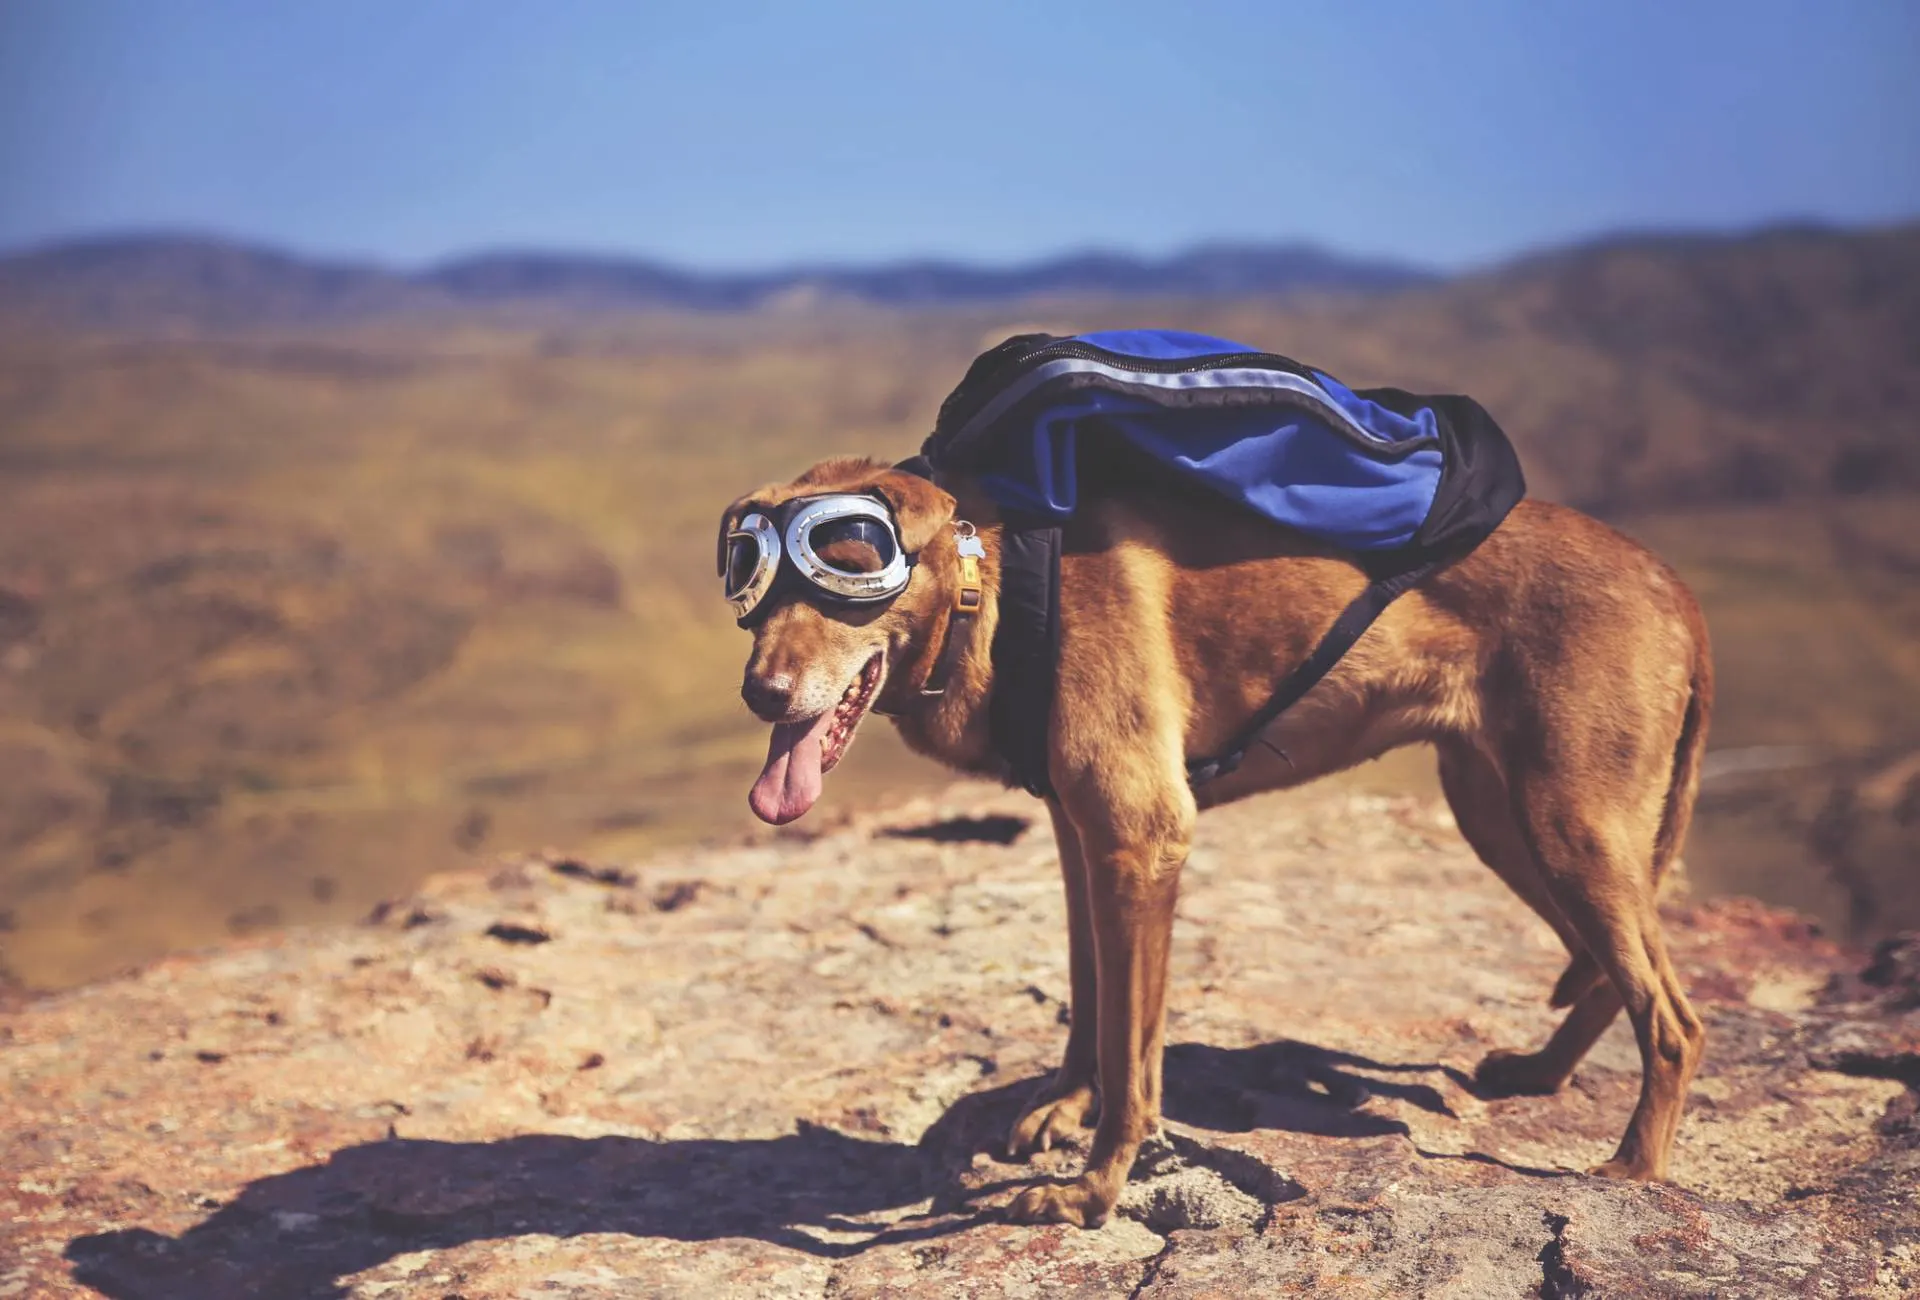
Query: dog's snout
742 673 796 720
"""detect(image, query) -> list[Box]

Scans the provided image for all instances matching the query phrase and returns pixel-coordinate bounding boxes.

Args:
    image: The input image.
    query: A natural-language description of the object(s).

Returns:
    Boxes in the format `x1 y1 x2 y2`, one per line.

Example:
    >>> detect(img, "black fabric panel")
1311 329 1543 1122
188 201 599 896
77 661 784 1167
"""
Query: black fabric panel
929 333 1061 448
988 516 1060 797
1416 394 1526 556
1355 387 1527 565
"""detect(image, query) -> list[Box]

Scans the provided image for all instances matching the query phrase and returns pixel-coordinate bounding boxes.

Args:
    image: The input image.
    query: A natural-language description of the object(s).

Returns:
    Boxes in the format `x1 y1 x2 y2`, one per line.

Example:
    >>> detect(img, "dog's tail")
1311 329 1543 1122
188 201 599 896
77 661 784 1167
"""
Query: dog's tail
1550 607 1713 1011
1652 605 1714 889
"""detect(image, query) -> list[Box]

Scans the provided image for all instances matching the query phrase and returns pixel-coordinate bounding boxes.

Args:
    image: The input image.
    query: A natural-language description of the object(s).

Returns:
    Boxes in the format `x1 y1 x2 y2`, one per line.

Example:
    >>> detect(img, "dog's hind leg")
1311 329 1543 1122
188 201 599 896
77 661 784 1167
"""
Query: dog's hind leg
1437 739 1624 1095
1007 797 1100 1157
1478 979 1624 1098
1508 762 1705 1181
1438 738 1580 944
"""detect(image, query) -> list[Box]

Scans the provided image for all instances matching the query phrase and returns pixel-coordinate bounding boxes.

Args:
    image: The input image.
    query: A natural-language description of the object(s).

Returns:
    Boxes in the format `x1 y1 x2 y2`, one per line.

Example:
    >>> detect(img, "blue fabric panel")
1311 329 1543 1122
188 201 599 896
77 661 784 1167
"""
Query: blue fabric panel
980 392 1442 551
1072 328 1259 360
969 331 1441 551
1307 368 1442 448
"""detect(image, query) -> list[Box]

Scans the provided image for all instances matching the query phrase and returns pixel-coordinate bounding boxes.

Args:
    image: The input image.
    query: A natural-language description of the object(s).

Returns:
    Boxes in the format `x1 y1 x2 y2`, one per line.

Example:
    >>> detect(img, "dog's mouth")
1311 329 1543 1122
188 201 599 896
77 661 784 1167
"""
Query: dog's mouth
747 651 886 825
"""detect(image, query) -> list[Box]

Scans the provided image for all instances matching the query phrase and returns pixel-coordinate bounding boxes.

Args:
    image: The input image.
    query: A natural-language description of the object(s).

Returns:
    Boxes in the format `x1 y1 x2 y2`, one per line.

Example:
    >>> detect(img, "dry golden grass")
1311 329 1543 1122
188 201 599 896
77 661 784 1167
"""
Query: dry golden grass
0 319 980 986
2 248 1916 988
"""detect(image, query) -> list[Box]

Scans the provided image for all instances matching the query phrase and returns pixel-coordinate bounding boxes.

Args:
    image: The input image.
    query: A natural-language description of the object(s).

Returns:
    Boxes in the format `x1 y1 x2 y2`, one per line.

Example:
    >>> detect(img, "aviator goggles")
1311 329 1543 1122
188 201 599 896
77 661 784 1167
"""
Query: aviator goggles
720 493 913 624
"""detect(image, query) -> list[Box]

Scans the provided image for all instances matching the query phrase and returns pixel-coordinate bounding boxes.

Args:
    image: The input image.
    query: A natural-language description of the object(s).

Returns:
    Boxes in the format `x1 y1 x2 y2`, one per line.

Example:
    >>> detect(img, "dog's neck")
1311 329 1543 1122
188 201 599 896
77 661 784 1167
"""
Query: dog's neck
877 523 1004 777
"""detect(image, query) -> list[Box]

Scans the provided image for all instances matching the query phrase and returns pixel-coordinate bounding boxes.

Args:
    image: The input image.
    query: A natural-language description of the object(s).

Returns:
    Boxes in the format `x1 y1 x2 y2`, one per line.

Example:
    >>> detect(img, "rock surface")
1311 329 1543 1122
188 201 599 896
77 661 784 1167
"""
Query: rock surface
3 783 1915 1298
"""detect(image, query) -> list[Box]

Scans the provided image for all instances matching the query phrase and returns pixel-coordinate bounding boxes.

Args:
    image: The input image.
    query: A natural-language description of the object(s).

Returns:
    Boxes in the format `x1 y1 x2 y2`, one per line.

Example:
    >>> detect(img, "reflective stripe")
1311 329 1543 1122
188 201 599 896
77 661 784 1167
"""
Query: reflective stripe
951 358 1435 455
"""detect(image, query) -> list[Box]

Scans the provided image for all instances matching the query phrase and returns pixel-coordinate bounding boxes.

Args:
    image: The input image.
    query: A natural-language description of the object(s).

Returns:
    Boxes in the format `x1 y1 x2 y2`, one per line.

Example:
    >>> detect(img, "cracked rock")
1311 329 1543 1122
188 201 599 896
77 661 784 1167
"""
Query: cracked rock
2 782 1912 1297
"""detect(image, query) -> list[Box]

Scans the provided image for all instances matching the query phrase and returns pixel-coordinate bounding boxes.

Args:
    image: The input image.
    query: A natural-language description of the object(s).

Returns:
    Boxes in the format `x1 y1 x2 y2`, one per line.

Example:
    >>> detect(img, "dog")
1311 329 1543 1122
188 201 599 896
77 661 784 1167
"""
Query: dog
720 450 1711 1228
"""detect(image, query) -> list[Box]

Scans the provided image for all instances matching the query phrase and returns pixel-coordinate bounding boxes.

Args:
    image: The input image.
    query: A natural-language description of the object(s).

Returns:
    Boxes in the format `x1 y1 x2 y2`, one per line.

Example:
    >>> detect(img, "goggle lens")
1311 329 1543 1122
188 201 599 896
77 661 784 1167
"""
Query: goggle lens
725 534 763 597
722 513 780 615
807 516 898 574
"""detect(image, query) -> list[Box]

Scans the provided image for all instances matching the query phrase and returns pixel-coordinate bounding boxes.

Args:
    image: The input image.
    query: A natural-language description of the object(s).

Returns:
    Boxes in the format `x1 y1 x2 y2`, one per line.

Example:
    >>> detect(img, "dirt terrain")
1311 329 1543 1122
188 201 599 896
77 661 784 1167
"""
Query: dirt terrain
4 781 1914 1297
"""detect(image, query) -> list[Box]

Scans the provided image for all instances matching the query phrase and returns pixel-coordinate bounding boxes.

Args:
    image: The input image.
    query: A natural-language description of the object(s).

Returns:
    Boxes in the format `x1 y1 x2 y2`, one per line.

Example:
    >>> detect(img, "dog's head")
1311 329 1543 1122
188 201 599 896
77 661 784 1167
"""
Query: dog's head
718 456 956 825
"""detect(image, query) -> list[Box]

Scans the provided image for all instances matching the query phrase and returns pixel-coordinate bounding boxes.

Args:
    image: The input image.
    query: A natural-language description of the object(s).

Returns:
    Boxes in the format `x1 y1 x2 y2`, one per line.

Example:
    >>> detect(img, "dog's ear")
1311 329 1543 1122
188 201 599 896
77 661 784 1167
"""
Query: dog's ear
871 469 956 555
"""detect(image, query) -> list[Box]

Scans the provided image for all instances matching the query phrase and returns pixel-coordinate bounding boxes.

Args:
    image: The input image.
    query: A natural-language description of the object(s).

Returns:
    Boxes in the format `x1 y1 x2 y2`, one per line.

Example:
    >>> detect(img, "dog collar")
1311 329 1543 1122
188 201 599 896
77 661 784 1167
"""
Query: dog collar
871 520 983 716
916 521 984 698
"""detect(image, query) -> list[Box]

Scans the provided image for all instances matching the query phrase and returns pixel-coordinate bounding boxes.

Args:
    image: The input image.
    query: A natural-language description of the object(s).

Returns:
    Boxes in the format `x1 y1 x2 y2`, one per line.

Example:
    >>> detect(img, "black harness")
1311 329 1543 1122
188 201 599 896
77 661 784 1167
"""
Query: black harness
985 511 1063 796
960 515 1445 798
907 333 1526 799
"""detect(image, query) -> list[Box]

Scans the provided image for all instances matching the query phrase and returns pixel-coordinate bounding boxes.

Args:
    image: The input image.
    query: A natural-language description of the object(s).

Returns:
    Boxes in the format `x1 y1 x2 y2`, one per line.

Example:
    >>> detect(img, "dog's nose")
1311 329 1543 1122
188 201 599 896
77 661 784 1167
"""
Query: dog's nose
742 674 796 720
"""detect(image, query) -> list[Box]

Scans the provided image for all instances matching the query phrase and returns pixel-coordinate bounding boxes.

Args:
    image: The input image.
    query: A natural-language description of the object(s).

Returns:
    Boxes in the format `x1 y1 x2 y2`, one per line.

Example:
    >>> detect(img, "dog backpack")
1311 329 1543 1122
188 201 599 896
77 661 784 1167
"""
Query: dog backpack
910 328 1527 795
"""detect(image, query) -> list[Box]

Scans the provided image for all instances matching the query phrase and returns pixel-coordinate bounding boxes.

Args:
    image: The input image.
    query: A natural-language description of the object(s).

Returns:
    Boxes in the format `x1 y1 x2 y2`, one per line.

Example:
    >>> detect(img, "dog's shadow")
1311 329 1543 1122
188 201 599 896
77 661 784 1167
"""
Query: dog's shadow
1161 1038 1463 1135
65 1039 1466 1300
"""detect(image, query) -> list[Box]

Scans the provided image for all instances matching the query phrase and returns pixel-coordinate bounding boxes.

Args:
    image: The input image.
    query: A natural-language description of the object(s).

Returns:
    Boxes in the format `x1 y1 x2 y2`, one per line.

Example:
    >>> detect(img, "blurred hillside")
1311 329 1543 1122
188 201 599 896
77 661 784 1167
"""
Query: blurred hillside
0 235 1432 328
0 221 1916 990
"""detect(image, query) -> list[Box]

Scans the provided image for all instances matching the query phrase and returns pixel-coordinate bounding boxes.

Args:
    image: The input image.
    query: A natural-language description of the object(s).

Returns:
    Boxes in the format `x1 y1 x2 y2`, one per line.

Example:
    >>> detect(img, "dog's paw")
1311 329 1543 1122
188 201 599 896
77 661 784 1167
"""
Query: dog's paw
1472 1048 1566 1098
1586 1157 1661 1181
1004 1177 1112 1229
1006 1082 1096 1159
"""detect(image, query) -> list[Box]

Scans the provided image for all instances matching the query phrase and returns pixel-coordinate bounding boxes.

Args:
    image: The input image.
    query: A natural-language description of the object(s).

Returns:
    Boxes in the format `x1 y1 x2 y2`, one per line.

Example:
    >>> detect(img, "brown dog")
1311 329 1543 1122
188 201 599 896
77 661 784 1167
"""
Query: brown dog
721 451 1711 1228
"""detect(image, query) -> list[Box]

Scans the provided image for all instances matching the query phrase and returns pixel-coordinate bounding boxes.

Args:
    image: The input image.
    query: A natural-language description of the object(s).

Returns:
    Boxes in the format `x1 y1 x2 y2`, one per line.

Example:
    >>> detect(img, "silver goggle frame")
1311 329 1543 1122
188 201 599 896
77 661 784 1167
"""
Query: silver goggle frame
723 494 912 621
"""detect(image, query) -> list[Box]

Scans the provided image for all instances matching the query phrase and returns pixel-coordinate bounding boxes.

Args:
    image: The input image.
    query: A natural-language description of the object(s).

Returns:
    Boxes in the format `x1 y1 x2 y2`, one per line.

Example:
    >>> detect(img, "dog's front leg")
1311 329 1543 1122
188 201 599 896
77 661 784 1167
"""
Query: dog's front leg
1007 798 1188 1228
1008 798 1099 1157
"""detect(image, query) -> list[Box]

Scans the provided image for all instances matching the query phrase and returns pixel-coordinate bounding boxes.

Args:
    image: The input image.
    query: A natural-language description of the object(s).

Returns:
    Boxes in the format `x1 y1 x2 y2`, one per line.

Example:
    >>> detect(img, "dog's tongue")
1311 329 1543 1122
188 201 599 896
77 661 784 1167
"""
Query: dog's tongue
748 710 834 825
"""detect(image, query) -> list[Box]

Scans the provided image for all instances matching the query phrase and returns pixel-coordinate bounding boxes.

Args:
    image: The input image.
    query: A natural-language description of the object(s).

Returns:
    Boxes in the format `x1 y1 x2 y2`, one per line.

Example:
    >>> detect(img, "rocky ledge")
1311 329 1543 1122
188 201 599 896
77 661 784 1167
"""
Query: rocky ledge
3 783 1916 1298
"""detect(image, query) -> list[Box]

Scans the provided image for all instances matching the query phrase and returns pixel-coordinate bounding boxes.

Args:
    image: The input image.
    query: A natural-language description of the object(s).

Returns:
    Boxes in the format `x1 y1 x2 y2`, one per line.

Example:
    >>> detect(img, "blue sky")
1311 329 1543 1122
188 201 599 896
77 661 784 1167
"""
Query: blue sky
1 0 1915 270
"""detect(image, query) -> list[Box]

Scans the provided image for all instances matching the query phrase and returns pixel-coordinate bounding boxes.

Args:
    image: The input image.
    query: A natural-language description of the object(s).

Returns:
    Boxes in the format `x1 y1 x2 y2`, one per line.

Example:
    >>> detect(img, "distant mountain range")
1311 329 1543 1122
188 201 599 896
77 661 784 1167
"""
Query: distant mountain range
0 233 1436 328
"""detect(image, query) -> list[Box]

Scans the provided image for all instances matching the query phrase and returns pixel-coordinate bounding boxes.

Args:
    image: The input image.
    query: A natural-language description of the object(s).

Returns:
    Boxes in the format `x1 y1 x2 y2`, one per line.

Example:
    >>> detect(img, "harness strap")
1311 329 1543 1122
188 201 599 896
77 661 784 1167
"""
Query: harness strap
988 515 1062 796
1186 558 1439 786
